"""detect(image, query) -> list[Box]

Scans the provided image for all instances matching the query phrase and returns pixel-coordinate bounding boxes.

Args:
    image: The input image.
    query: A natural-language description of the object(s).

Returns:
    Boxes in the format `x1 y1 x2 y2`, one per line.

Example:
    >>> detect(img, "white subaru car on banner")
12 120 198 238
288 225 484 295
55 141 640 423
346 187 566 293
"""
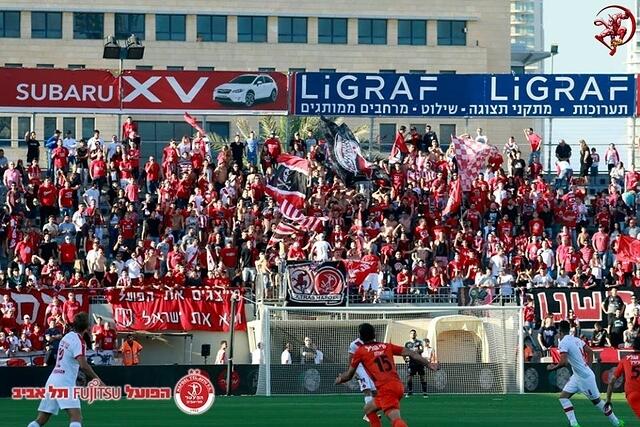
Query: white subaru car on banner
213 74 278 107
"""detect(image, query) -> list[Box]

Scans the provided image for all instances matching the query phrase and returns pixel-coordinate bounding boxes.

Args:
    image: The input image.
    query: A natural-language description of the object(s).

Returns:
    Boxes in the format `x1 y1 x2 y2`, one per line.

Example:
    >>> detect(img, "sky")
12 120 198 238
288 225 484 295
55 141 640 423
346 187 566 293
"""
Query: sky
542 0 634 168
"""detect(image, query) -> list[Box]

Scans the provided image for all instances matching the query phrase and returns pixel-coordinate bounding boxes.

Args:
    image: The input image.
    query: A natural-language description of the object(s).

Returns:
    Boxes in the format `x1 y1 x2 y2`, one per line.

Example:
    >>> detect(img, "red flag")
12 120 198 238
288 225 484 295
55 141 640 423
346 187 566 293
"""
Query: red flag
389 131 409 164
183 112 207 136
616 235 640 263
279 200 327 232
442 177 462 216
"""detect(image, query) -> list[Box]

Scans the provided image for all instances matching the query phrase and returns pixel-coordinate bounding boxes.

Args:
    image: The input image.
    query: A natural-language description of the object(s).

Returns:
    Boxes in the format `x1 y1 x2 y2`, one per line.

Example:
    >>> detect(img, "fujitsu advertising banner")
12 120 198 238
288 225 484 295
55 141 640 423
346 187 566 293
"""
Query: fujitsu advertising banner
0 68 120 112
121 70 288 114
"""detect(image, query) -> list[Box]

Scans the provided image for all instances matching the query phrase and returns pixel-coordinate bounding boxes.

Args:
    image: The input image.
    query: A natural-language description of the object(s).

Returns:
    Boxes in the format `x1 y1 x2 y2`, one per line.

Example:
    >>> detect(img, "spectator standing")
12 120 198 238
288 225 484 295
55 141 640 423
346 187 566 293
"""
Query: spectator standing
246 130 260 167
609 309 628 348
281 342 292 364
590 147 600 176
591 322 610 347
120 334 143 366
44 129 62 176
25 131 40 164
62 292 81 326
214 340 228 364
421 125 438 153
63 131 77 165
230 133 246 167
524 128 542 163
121 116 138 141
264 132 282 165
605 143 621 172
44 319 63 365
579 140 593 183
555 139 572 161
300 336 321 364
537 315 557 357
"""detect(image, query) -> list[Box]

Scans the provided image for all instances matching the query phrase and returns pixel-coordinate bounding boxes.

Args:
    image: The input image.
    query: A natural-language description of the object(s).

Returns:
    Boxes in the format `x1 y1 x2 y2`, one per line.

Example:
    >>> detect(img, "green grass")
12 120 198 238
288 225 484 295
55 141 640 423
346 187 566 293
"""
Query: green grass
0 394 637 426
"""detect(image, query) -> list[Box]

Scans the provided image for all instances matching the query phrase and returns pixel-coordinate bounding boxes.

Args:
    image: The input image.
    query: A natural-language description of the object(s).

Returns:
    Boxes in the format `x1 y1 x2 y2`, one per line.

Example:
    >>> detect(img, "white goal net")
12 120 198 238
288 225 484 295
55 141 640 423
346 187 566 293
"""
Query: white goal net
252 305 523 396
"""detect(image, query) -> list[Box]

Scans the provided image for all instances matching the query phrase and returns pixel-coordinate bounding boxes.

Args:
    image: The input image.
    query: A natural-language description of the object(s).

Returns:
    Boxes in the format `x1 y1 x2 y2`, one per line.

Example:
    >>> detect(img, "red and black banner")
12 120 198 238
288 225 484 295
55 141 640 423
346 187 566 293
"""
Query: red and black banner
526 288 636 329
106 288 246 332
286 261 347 306
265 154 309 209
320 116 374 185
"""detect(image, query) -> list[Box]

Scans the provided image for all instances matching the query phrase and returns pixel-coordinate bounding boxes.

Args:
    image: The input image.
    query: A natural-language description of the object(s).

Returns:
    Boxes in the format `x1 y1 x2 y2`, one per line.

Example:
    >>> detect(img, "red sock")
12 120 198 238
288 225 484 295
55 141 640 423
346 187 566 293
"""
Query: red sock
392 419 408 427
367 412 381 427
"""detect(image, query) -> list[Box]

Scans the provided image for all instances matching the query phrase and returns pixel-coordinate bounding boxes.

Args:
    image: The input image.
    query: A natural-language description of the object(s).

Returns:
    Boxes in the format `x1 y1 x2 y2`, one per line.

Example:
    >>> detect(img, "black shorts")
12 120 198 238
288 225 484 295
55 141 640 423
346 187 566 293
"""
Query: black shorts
408 363 426 377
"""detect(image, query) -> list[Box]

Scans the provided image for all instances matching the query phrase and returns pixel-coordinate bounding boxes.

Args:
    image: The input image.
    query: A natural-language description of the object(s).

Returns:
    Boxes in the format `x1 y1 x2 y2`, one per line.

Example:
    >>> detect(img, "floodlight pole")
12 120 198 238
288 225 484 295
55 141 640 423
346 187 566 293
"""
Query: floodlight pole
632 117 637 171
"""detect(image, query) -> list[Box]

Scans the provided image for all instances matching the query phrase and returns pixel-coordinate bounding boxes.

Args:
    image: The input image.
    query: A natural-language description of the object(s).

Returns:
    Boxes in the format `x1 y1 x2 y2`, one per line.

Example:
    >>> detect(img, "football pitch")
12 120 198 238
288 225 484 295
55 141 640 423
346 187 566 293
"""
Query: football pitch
0 394 638 427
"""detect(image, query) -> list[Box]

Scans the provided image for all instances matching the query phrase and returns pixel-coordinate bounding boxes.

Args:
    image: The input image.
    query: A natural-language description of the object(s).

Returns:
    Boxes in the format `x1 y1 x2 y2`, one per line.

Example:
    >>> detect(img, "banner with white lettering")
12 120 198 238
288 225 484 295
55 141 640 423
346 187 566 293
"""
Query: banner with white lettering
286 261 347 306
526 288 636 329
0 68 120 112
105 288 246 332
0 289 92 327
0 68 288 114
121 70 288 114
292 73 636 117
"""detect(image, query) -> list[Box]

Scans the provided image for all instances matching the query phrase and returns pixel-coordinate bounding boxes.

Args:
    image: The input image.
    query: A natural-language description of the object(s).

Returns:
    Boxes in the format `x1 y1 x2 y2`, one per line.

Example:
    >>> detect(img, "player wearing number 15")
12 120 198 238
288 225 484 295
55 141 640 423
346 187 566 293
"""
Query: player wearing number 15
335 323 438 427
547 320 624 427
606 336 640 419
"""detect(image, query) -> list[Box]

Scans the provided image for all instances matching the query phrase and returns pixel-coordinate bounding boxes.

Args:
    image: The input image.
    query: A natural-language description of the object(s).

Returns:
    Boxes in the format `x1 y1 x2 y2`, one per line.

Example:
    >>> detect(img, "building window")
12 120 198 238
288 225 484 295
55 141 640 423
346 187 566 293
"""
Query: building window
43 117 57 140
409 69 425 74
439 124 455 151
73 12 103 39
379 69 396 73
36 64 54 68
358 19 387 45
437 20 466 46
258 67 275 72
379 123 396 148
398 19 426 45
439 70 456 74
156 14 185 41
289 67 305 73
4 63 22 68
197 15 226 42
166 66 184 70
63 117 76 136
318 18 347 44
135 65 153 70
278 17 307 43
31 12 62 39
0 11 20 38
237 16 267 43
81 118 95 140
0 117 10 146
208 122 230 141
68 64 85 69
198 66 215 71
319 68 336 73
115 13 145 40
511 65 525 74
18 117 31 146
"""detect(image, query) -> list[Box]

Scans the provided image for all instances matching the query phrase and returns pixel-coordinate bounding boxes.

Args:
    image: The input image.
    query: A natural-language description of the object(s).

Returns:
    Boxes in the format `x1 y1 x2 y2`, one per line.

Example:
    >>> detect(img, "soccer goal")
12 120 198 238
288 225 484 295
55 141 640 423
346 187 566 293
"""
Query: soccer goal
252 305 524 396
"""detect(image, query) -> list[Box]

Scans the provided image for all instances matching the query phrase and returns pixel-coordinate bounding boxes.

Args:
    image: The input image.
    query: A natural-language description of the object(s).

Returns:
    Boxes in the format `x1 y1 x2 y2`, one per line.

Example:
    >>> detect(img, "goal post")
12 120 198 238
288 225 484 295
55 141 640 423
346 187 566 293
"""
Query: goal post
254 305 524 396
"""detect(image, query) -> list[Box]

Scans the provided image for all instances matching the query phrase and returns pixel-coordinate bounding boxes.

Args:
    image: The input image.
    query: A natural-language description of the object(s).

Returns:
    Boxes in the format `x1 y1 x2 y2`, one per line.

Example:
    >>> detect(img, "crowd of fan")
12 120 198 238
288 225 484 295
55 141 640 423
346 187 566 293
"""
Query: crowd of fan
0 118 638 312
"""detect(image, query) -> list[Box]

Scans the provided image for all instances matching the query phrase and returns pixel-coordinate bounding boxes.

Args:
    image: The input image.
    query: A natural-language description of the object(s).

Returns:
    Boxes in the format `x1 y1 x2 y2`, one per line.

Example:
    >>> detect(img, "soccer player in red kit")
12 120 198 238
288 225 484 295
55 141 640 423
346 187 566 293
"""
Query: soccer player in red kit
606 336 640 419
335 323 437 427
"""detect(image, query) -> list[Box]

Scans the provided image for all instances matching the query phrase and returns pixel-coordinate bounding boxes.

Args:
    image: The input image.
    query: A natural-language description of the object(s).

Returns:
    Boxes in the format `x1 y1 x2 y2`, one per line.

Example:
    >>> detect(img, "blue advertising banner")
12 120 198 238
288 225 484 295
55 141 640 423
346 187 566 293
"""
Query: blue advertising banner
292 73 636 118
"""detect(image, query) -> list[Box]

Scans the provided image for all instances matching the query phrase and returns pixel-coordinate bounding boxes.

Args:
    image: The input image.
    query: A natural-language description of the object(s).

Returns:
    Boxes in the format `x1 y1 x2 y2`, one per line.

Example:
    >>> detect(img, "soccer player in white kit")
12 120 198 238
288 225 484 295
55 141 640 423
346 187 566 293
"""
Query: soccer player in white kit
349 337 377 422
27 312 103 427
547 320 624 427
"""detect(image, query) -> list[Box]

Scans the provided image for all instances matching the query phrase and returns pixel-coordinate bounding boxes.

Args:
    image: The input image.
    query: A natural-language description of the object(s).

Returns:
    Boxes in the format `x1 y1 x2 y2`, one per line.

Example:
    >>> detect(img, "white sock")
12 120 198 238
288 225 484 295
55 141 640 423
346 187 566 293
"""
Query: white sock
595 400 620 425
560 398 578 426
364 395 373 405
69 422 82 427
27 422 41 427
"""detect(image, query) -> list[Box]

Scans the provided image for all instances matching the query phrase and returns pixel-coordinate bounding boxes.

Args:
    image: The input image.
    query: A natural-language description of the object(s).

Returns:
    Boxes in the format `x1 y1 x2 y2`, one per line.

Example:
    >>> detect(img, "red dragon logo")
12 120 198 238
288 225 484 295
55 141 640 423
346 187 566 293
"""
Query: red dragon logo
594 5 636 56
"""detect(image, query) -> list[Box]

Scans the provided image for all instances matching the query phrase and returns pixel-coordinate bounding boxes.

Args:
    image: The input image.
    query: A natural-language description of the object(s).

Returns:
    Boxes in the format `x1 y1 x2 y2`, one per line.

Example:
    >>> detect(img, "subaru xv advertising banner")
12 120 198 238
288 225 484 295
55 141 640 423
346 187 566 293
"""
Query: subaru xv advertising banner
291 72 635 117
0 68 288 114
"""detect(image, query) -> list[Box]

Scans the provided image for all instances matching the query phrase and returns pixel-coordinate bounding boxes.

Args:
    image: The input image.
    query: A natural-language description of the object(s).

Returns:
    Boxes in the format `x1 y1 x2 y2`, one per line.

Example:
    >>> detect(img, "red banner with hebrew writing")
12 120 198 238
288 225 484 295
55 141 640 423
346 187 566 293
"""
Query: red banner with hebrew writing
105 288 246 332
0 289 91 328
526 288 635 329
